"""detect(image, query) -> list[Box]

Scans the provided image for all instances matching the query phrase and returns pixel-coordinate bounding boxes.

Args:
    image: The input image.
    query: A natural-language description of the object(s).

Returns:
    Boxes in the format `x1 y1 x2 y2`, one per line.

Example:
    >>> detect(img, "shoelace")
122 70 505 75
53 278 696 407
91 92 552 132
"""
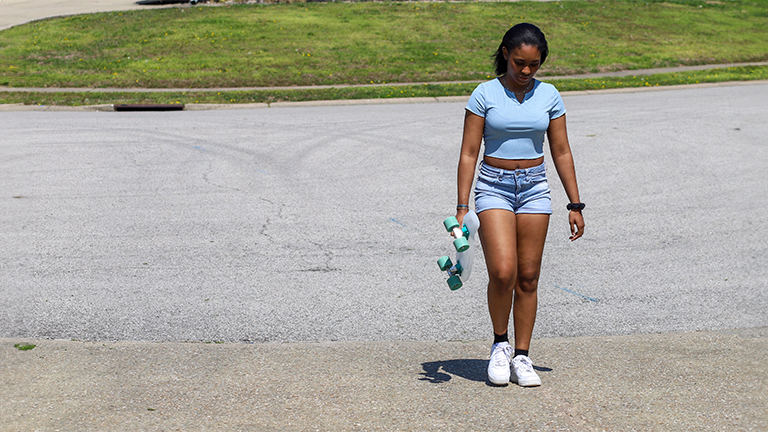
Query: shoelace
514 356 534 372
491 345 512 366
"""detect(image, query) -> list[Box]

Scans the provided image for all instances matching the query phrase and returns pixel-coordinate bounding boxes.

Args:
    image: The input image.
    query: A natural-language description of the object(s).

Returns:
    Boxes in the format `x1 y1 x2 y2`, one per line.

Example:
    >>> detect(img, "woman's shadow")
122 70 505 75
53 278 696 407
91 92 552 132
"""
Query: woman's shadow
419 359 552 386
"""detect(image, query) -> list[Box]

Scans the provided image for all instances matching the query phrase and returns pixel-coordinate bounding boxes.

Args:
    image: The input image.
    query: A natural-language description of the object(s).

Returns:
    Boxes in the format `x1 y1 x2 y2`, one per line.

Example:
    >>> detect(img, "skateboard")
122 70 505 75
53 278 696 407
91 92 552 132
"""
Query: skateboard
437 210 480 290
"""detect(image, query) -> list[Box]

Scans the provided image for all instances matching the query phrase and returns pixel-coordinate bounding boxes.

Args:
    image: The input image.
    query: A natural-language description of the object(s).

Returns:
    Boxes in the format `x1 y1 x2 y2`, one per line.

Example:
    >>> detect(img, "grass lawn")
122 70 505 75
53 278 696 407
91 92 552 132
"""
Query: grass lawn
0 0 767 105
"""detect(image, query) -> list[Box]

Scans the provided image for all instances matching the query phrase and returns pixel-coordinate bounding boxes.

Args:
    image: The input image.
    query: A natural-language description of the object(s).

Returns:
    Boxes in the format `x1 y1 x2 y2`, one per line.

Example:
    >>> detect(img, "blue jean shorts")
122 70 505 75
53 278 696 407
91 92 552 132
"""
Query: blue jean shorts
474 161 552 215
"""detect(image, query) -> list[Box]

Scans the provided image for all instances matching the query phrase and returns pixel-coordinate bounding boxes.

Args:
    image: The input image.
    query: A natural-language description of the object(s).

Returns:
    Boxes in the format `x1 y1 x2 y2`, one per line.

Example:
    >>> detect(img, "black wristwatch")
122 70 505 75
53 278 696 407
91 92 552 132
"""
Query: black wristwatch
566 203 586 211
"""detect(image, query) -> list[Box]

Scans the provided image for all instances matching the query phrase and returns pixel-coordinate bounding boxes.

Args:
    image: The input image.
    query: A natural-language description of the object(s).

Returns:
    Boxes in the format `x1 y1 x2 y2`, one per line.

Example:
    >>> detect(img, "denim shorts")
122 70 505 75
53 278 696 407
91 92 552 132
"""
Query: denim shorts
474 161 552 215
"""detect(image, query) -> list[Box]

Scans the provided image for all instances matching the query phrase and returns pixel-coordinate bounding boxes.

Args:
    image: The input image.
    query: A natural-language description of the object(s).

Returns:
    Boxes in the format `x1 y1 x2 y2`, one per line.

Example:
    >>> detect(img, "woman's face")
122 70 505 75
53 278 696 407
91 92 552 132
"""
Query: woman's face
503 44 541 87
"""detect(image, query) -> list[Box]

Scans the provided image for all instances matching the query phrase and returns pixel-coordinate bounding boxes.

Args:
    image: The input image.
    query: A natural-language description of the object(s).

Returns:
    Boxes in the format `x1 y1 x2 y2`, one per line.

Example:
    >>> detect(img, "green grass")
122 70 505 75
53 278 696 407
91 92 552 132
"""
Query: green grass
2 65 765 106
1 0 767 88
14 343 36 351
0 0 766 105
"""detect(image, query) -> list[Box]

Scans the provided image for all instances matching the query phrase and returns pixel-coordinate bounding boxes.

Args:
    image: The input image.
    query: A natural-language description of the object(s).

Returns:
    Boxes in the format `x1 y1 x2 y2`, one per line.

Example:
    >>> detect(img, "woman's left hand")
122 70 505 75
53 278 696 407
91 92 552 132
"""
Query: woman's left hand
569 210 585 241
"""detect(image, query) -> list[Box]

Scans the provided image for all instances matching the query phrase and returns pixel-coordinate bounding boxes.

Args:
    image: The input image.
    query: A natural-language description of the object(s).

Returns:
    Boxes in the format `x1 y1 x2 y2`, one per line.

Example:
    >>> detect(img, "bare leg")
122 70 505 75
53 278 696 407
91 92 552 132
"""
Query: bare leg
479 210 549 345
478 209 518 337
512 213 550 351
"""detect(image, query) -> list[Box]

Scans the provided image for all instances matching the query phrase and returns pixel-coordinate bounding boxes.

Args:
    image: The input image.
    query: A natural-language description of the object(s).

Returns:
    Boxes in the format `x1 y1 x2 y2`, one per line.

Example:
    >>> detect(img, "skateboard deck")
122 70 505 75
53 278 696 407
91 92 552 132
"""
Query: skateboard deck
437 210 480 290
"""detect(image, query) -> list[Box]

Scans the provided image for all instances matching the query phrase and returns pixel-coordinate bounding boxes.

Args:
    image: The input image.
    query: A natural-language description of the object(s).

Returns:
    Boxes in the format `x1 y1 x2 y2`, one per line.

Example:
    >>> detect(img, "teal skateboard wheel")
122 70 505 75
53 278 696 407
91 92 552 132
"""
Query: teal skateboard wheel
453 237 469 252
447 275 463 290
443 217 460 232
437 256 453 272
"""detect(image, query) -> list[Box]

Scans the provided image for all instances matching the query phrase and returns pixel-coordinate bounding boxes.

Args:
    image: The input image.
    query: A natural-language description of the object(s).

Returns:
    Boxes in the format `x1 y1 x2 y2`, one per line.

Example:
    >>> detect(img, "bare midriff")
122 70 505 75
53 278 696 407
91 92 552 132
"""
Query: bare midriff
483 155 544 171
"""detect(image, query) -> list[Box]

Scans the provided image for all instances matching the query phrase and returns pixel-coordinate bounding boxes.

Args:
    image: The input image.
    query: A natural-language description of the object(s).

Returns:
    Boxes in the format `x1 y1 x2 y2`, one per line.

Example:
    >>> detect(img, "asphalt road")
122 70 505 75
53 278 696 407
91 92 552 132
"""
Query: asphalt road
2 82 767 344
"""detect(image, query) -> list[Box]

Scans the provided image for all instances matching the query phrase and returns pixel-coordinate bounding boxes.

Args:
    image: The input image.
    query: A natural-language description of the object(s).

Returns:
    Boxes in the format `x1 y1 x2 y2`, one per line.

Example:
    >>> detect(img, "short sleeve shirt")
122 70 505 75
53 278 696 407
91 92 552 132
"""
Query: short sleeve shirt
466 78 566 160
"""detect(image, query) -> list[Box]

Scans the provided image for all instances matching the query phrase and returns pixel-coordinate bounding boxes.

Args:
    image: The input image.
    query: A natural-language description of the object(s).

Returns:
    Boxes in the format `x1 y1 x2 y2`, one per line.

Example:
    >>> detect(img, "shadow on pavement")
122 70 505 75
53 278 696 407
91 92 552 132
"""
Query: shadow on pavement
419 358 554 385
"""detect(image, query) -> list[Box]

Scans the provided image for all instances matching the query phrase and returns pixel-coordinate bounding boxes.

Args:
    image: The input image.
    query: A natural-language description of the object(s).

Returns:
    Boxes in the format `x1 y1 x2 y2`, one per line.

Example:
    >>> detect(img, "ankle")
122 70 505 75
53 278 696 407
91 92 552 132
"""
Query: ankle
493 332 509 344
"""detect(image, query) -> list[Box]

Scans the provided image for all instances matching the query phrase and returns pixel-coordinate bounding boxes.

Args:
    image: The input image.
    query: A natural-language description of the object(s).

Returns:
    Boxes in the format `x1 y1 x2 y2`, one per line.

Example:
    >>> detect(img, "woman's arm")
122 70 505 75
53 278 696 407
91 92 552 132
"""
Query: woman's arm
456 111 485 224
547 114 585 241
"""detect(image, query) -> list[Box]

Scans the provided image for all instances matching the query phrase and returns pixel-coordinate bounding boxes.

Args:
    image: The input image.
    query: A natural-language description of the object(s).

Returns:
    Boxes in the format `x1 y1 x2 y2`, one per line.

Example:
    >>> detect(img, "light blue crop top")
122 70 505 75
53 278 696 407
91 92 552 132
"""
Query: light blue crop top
466 78 566 160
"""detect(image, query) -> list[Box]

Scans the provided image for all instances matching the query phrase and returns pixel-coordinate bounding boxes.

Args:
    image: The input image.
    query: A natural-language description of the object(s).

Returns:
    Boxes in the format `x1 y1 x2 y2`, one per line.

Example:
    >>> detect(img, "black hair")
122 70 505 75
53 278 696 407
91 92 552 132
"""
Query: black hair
492 23 549 76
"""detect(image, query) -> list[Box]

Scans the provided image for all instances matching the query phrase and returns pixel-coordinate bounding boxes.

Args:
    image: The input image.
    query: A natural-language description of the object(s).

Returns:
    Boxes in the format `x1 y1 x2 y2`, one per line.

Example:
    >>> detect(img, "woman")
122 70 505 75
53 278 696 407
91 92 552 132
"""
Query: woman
455 23 585 386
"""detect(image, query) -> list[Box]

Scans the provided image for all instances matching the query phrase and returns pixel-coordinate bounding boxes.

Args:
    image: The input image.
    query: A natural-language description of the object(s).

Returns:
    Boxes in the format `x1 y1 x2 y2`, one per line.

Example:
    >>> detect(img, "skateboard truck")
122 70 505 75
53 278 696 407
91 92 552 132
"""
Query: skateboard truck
437 256 464 290
443 216 470 252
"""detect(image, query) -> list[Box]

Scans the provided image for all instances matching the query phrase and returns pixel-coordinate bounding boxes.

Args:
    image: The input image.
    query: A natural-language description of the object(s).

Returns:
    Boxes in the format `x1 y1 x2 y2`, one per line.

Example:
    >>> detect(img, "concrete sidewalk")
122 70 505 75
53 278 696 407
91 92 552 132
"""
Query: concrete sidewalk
3 329 766 431
0 0 171 31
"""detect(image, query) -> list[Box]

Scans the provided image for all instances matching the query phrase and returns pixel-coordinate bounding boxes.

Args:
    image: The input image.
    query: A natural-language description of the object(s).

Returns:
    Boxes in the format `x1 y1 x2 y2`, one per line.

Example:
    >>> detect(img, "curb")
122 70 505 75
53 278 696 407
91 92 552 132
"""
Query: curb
2 81 767 112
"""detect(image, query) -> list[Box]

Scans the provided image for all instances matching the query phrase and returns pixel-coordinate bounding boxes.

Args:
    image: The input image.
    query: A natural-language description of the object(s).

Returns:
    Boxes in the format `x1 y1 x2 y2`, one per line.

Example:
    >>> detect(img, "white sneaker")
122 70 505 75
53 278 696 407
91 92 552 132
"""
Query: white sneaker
511 355 541 387
487 342 513 385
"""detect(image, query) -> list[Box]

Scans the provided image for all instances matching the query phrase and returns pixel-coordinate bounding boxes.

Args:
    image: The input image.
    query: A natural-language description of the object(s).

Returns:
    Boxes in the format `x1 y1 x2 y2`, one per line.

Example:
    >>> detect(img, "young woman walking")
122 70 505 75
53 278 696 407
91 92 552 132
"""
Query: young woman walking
455 23 585 386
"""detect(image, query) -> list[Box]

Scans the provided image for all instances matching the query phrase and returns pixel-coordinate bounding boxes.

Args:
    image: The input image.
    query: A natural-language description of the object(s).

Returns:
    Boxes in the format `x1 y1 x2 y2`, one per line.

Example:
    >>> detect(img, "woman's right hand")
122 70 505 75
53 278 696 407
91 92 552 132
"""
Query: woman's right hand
453 207 469 237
